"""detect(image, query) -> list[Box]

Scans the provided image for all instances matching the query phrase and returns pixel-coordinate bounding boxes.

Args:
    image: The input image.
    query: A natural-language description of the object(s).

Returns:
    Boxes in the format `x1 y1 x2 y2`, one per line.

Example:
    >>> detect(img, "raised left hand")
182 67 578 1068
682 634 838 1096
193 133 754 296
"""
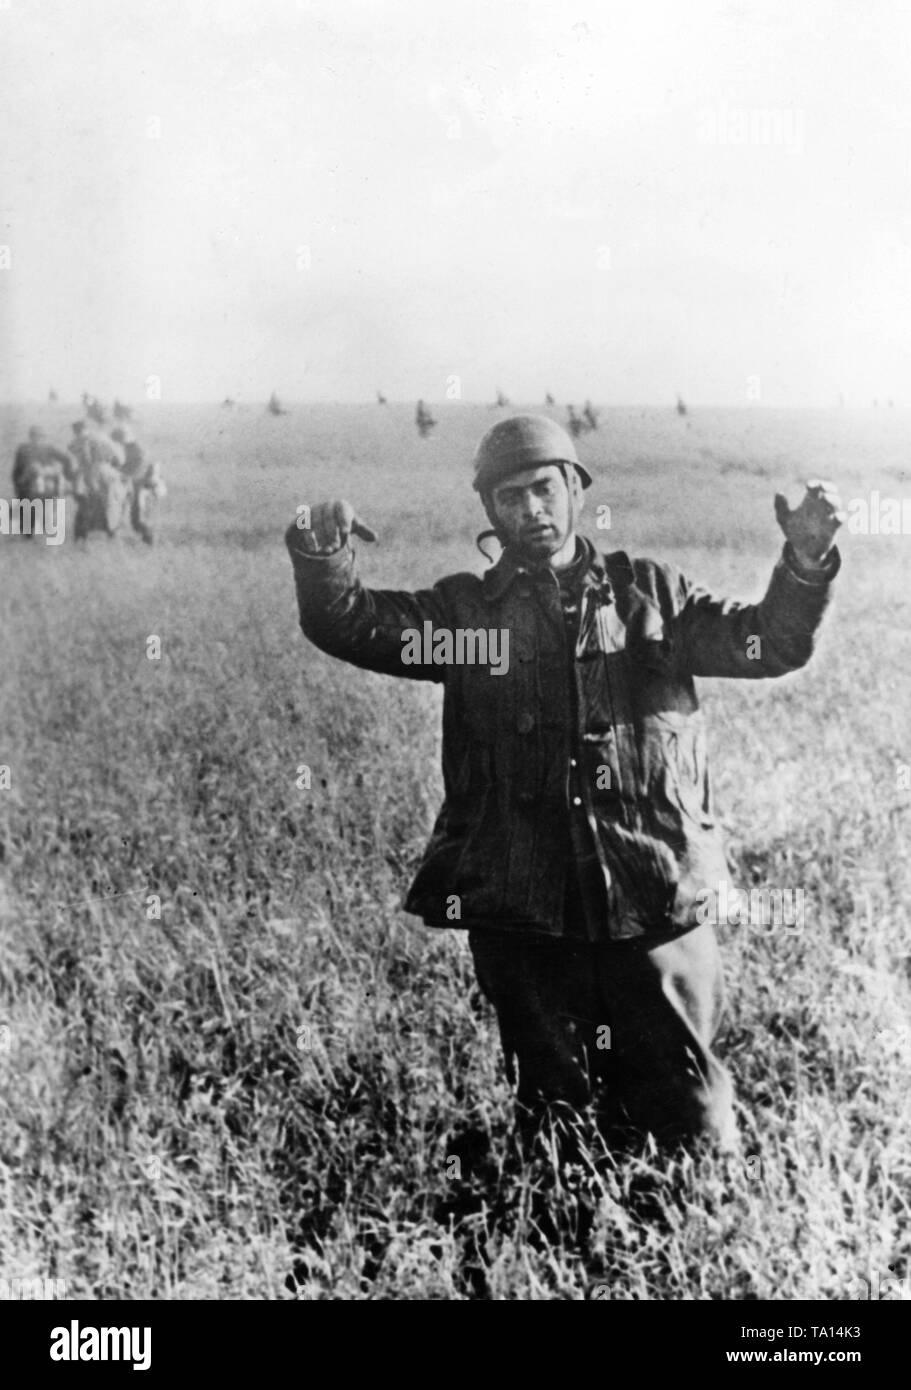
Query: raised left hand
774 479 846 566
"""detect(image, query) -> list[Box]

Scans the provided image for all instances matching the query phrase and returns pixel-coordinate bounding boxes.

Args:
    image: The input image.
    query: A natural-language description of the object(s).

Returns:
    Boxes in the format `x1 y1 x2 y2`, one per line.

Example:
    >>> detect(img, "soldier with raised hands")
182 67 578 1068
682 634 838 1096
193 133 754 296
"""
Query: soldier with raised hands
286 415 843 1154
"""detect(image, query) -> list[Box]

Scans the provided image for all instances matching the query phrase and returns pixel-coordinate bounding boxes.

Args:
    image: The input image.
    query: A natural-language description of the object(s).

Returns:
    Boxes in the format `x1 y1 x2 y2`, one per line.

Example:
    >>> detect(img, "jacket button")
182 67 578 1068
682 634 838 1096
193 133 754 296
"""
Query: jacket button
572 796 582 807
517 712 535 734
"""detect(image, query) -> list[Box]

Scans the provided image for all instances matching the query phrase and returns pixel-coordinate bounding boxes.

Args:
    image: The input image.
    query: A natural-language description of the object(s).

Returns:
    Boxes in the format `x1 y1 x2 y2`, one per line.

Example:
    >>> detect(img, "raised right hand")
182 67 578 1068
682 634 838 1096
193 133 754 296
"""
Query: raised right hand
296 500 378 553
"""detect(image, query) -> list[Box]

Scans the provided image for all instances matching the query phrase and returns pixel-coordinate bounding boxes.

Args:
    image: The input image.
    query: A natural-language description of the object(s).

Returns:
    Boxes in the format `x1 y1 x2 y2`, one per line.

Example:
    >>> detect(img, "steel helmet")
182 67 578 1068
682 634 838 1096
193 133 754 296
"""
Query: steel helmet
472 414 593 494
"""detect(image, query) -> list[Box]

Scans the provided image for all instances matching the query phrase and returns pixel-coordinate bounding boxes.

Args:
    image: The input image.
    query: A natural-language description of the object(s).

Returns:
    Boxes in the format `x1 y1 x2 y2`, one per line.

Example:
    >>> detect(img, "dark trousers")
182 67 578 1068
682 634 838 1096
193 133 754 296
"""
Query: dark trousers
468 922 738 1152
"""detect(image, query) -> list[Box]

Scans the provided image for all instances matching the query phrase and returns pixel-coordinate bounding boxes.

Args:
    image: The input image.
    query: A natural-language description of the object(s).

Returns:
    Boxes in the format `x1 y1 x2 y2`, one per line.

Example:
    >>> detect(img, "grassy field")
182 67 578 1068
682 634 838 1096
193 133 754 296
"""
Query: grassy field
2 400 910 1300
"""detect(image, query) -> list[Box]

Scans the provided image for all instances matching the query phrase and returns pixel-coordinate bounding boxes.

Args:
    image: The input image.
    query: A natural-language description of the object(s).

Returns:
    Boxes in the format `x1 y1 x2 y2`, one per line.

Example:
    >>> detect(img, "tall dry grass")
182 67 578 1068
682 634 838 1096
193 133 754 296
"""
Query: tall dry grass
1 402 910 1298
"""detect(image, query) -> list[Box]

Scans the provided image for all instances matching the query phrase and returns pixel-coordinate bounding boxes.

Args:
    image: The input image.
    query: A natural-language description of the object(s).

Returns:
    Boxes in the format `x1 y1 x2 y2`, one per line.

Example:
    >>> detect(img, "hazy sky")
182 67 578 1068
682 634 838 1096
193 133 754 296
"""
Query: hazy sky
2 0 911 405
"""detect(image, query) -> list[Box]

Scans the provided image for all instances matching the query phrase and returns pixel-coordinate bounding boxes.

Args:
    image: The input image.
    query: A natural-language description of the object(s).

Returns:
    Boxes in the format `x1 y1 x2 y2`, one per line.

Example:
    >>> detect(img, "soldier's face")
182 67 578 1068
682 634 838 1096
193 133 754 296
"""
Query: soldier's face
490 464 575 560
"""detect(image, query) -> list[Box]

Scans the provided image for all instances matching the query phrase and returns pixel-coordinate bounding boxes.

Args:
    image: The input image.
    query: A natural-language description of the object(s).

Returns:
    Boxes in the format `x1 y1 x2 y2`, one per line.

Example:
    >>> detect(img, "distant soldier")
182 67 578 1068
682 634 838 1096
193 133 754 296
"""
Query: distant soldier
566 403 584 438
676 395 687 417
583 400 599 432
12 426 72 499
111 427 164 544
545 392 556 406
415 399 436 438
68 420 128 539
67 420 94 490
377 390 388 405
71 420 125 473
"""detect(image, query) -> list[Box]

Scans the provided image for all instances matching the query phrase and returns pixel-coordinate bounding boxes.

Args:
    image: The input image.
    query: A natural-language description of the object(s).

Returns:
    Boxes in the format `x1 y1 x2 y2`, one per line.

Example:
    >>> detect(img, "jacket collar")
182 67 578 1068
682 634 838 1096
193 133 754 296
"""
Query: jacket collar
482 534 612 603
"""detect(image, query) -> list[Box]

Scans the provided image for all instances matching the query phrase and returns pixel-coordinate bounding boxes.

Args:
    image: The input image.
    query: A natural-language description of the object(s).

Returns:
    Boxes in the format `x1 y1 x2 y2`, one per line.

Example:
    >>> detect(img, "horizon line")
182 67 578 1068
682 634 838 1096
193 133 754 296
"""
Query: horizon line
0 398 899 411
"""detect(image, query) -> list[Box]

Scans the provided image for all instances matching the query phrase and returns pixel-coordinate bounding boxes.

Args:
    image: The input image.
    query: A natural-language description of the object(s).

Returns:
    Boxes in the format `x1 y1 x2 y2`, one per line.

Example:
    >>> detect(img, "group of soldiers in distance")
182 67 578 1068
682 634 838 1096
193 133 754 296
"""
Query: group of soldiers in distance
12 395 165 543
399 390 602 440
223 388 609 440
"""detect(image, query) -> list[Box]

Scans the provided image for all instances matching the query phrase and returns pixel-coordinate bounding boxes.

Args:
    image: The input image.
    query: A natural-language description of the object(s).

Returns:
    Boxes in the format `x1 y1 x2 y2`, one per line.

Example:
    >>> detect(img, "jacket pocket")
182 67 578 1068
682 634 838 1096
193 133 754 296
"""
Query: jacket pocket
638 709 716 832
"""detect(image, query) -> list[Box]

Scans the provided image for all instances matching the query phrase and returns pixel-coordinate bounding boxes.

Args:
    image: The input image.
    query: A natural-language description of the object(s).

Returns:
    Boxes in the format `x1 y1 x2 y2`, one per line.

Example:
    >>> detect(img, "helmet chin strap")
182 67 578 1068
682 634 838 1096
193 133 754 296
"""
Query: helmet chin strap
563 463 581 546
